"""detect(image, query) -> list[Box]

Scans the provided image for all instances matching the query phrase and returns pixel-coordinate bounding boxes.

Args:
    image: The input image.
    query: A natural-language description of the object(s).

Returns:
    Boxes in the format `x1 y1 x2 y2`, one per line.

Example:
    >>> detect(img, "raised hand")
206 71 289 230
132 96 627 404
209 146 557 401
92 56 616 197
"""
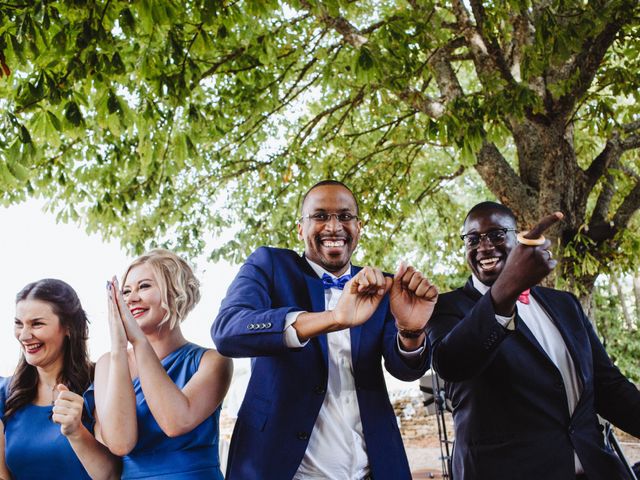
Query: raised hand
52 384 85 439
390 262 438 331
492 211 563 314
332 266 392 328
107 279 128 351
110 277 146 346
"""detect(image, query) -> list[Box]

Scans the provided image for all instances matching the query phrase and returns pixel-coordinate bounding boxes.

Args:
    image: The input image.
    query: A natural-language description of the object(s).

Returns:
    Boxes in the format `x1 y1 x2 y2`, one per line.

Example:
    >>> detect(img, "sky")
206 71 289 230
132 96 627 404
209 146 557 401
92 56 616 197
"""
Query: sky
0 200 419 402
0 199 240 376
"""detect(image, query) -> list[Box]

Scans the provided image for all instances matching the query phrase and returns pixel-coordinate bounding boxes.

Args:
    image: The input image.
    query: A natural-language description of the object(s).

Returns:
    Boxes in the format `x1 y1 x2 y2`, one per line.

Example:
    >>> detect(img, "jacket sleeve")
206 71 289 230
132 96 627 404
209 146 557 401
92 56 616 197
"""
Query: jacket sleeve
211 247 301 358
381 309 431 382
575 294 640 437
427 290 514 382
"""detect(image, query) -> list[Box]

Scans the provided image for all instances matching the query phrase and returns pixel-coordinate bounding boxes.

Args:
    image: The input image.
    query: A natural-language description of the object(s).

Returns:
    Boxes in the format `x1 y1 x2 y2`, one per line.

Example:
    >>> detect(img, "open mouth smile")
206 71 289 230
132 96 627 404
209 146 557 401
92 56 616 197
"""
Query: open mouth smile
478 257 500 271
23 342 44 354
129 307 148 318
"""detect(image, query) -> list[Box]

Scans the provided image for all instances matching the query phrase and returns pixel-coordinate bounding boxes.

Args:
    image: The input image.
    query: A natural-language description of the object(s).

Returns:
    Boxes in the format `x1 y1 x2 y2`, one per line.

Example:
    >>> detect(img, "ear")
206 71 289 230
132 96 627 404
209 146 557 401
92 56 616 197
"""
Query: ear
355 219 363 240
297 222 304 241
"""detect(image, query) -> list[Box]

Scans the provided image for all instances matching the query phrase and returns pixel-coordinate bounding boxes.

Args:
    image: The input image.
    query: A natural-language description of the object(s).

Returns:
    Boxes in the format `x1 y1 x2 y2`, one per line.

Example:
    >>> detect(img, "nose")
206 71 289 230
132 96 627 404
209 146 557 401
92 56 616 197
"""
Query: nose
476 235 495 251
324 214 343 231
18 325 32 341
126 289 140 305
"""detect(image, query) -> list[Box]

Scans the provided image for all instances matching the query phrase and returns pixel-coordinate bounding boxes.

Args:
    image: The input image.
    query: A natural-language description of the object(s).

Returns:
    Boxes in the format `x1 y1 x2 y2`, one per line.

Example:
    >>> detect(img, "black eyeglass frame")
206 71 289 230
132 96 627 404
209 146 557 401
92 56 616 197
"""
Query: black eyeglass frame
299 212 360 224
459 228 517 248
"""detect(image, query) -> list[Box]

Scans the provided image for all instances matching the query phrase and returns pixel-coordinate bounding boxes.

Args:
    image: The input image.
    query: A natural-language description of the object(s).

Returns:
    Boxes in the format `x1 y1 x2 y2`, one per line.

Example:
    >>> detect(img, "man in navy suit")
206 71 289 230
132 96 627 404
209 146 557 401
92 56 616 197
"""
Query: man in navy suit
427 201 640 480
212 180 438 479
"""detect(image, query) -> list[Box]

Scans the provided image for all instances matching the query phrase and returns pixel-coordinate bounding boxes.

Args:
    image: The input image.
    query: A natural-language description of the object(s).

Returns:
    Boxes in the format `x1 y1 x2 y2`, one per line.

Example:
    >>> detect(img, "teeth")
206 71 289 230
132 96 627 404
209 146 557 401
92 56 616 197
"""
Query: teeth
479 257 499 269
322 240 345 247
25 343 43 353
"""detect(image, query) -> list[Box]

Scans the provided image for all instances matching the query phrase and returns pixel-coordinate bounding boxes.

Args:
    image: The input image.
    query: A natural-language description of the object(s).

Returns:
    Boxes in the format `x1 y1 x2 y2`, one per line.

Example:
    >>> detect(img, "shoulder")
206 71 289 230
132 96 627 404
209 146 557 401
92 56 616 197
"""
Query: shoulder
244 247 305 276
189 348 233 385
435 287 470 309
0 376 11 420
247 246 300 263
533 286 579 306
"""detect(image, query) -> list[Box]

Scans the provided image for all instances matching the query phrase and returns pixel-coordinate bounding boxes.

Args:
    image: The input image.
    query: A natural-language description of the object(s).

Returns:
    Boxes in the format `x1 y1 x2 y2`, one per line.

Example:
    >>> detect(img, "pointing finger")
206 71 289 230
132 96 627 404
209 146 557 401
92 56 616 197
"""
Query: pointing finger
525 211 564 240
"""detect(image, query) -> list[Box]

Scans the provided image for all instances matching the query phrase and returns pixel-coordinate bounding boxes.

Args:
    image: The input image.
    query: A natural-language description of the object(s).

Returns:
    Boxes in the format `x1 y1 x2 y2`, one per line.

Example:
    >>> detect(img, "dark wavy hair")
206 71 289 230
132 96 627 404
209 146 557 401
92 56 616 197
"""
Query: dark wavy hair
4 279 93 421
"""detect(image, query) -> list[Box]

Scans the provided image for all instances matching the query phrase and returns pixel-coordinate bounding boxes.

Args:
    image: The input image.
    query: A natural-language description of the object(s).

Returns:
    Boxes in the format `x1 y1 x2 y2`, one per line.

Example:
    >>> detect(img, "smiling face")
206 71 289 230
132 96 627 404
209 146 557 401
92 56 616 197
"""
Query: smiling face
463 208 517 286
297 184 362 275
122 263 167 333
15 299 68 371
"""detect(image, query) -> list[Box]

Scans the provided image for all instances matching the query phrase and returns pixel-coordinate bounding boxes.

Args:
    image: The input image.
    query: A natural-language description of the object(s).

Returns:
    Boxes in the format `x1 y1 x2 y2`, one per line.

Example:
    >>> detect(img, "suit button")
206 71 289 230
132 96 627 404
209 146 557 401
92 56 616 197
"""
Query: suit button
568 426 575 434
297 432 309 440
314 386 326 395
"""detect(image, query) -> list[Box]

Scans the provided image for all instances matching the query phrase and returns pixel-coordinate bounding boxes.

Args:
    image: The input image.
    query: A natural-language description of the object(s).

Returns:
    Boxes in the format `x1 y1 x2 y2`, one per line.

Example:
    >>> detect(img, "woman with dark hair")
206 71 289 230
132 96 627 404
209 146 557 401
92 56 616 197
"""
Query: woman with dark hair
94 249 233 479
0 279 119 479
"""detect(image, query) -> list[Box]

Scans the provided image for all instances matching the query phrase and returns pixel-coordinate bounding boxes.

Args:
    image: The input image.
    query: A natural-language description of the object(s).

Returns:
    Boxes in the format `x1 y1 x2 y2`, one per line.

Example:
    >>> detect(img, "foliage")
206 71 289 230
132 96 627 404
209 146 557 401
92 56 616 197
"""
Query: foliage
0 0 639 291
593 278 640 383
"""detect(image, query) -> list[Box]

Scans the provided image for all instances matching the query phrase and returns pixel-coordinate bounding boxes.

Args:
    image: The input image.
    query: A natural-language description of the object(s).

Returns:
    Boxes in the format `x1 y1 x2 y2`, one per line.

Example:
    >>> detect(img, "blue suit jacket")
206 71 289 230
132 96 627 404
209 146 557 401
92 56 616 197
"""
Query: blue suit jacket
427 278 640 480
212 247 430 480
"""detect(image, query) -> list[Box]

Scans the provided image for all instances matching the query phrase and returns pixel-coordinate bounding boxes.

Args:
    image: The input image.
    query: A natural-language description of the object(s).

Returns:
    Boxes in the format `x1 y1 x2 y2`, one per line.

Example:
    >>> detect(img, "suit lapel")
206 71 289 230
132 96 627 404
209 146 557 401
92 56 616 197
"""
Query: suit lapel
302 259 329 367
349 265 363 367
531 288 586 384
462 278 556 366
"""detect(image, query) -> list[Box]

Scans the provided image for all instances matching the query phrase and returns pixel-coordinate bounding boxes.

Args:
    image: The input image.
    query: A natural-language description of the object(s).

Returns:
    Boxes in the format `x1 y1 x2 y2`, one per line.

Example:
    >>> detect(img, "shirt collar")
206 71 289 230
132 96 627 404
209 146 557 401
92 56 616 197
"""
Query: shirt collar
305 257 352 280
472 274 491 295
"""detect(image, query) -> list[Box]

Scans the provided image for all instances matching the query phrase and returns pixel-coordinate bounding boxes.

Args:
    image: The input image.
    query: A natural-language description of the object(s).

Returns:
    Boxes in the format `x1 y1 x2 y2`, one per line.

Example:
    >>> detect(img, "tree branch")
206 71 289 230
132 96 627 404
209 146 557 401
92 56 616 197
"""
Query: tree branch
612 180 640 234
428 37 466 101
555 13 629 117
585 125 640 191
450 0 514 89
474 141 538 224
299 0 368 48
396 89 446 118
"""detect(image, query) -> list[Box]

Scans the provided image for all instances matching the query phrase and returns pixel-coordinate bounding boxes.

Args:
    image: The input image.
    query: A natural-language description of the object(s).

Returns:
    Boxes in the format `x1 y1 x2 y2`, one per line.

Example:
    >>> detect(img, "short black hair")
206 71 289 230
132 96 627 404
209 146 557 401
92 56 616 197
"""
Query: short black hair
464 201 516 226
300 180 359 215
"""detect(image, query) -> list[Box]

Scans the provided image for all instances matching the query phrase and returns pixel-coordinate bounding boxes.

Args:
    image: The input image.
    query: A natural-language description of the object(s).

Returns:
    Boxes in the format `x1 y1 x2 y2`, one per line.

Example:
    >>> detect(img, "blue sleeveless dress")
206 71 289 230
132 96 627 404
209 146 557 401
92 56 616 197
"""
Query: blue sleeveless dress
0 376 93 479
120 343 223 479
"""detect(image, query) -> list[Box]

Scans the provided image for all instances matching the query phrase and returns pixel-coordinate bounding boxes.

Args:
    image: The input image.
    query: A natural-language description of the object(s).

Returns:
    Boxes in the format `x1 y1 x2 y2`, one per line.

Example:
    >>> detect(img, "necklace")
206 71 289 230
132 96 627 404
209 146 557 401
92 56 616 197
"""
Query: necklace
40 382 58 405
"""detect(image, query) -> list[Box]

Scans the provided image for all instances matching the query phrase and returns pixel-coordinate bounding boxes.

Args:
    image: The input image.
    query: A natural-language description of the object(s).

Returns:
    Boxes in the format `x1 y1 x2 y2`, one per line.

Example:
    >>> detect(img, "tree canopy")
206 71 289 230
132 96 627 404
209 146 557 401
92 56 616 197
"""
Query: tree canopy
1 0 639 294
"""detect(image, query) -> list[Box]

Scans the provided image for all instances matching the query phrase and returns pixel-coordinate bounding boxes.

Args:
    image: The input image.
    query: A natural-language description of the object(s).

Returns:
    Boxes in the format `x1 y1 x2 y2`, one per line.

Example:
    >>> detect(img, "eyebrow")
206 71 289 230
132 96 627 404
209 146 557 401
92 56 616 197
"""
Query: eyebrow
123 278 155 288
14 316 46 322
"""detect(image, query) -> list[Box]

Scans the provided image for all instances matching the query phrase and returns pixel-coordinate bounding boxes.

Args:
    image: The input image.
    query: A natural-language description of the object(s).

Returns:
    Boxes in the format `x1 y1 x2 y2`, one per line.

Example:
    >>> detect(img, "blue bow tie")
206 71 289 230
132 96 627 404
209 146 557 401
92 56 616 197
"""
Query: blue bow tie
322 273 352 290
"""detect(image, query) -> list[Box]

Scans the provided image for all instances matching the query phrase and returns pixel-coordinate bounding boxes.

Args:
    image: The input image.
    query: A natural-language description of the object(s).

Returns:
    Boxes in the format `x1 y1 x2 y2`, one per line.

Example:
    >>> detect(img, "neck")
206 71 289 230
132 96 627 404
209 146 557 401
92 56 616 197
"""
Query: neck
144 325 187 360
36 360 63 388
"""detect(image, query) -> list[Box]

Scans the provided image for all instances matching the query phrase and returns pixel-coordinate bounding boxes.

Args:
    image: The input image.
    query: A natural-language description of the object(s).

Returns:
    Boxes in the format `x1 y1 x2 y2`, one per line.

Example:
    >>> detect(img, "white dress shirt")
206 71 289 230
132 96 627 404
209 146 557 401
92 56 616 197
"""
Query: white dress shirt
283 259 424 479
472 276 584 473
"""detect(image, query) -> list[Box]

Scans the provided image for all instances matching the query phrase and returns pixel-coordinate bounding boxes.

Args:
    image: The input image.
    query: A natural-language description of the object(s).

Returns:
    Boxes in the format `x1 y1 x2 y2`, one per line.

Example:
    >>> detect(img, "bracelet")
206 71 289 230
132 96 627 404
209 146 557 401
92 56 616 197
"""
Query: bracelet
517 231 545 246
396 323 426 339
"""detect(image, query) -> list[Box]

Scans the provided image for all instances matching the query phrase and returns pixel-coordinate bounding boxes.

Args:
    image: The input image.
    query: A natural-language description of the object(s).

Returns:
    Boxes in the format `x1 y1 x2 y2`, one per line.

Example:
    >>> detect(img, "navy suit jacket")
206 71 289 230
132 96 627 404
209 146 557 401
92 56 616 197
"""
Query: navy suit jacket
427 278 640 480
212 247 429 480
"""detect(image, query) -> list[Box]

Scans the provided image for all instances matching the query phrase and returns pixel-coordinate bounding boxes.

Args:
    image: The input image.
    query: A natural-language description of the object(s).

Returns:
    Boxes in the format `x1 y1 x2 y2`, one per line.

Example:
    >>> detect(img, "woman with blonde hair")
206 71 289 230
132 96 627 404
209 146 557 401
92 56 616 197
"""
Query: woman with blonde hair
93 249 232 479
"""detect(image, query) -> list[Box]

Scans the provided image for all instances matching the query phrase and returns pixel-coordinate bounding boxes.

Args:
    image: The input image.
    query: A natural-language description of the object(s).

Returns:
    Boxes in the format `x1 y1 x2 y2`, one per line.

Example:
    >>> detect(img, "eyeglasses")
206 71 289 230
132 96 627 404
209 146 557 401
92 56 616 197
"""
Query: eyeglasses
299 212 359 224
460 228 516 249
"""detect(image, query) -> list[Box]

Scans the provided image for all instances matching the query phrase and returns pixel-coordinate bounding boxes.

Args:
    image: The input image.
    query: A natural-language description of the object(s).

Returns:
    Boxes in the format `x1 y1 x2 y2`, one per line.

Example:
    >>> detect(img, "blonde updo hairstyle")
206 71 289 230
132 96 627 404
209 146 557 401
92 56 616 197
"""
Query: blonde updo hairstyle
123 248 201 330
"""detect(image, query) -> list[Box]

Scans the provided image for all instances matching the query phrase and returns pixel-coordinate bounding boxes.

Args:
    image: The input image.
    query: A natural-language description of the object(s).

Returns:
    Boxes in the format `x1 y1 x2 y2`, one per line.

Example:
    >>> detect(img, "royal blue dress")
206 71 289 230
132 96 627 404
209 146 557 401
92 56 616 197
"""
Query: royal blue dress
119 342 223 479
0 376 93 479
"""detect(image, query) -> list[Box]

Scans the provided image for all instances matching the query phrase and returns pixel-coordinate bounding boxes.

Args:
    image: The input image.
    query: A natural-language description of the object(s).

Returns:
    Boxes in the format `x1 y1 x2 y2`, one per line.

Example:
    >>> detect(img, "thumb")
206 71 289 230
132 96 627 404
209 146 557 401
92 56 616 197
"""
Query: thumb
56 384 69 393
384 276 393 295
391 261 408 295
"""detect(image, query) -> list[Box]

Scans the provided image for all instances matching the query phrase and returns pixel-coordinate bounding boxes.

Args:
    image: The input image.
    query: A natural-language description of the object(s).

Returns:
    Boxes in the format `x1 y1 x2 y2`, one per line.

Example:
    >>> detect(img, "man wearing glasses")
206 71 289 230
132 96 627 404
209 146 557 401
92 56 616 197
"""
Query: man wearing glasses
212 180 438 480
427 201 640 480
